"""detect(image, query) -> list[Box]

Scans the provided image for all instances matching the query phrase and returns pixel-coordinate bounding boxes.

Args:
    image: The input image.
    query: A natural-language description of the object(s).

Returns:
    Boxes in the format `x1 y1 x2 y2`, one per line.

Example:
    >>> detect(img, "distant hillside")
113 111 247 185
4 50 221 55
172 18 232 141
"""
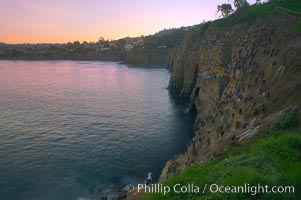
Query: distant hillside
0 27 189 67
125 27 187 67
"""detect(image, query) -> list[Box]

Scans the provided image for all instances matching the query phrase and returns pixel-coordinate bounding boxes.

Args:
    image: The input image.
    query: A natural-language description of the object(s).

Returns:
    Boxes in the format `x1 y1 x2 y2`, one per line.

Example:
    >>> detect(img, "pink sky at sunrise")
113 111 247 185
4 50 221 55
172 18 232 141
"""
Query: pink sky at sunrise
0 0 259 44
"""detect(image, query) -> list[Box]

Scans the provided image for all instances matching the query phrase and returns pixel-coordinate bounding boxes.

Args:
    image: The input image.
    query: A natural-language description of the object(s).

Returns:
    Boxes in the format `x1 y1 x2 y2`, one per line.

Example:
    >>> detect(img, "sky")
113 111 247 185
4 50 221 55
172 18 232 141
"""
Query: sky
0 0 259 44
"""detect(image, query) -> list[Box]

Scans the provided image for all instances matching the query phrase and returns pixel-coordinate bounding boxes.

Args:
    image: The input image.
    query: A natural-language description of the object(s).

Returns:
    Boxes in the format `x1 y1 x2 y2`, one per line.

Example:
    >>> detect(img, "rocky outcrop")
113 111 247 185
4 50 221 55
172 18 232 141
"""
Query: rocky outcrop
160 14 301 181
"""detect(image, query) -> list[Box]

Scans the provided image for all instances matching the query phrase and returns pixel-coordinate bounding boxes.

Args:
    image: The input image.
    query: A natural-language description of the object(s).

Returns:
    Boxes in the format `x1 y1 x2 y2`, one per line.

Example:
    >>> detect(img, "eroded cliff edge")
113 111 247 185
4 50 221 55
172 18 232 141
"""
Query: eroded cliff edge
161 14 301 181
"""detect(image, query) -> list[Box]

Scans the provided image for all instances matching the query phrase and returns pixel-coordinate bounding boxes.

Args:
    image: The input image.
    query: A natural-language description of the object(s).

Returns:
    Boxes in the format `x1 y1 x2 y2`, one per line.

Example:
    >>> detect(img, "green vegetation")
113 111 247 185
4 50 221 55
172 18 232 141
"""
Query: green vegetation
142 28 187 50
274 112 298 131
290 23 301 33
239 2 274 21
217 4 234 18
234 0 249 9
213 2 274 26
214 0 301 27
278 0 301 13
293 93 301 103
143 112 300 200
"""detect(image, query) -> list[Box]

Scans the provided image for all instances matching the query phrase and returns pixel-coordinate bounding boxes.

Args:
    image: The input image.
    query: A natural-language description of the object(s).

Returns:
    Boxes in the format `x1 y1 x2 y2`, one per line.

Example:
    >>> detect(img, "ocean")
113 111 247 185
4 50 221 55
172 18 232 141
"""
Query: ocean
0 61 194 200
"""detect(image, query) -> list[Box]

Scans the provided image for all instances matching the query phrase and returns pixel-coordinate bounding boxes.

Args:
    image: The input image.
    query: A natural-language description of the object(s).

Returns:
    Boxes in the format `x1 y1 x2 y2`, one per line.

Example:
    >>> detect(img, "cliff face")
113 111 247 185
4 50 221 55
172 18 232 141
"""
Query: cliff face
125 49 168 67
160 15 301 181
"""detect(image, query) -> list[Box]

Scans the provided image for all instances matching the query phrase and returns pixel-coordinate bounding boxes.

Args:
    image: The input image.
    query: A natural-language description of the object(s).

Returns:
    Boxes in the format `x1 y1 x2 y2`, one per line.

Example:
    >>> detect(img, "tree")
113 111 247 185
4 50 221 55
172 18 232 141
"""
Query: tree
217 4 233 18
73 41 80 46
98 36 105 43
234 0 249 9
256 0 261 4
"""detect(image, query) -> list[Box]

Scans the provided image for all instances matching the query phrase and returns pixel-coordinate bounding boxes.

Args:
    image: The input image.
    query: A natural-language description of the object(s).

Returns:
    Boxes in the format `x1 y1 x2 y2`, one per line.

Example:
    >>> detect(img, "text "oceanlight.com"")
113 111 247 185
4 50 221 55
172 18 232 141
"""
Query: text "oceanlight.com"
136 183 295 196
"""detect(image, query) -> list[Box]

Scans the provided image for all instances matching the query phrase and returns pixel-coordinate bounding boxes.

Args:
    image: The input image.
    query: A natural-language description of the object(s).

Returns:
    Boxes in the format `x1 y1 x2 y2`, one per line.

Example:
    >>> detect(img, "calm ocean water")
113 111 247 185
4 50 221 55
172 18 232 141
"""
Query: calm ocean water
0 61 194 200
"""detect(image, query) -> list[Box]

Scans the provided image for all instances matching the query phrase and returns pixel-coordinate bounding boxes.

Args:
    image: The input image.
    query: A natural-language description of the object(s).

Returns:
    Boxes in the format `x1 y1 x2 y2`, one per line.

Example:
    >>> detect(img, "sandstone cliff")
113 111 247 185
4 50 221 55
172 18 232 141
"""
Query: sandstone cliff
161 13 301 181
